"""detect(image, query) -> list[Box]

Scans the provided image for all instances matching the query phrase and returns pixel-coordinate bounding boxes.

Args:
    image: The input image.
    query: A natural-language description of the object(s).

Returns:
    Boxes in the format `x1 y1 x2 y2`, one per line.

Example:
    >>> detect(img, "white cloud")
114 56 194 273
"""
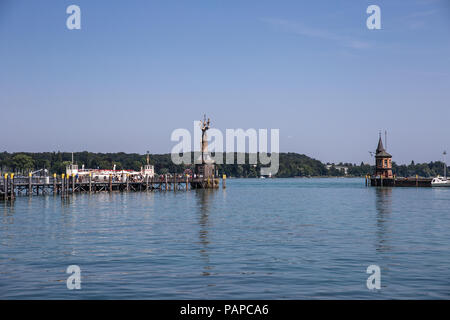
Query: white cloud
262 18 372 50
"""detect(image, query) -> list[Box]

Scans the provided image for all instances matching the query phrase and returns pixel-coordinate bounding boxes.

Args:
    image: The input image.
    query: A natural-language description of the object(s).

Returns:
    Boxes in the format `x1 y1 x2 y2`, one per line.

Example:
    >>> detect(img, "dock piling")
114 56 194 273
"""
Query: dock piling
5 174 9 200
61 174 65 197
10 174 15 200
28 173 32 195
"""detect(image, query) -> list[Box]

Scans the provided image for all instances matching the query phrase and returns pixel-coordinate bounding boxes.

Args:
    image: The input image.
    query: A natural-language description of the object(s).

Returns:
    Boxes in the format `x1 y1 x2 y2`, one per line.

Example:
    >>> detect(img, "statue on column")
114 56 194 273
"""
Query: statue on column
192 115 218 188
200 115 210 164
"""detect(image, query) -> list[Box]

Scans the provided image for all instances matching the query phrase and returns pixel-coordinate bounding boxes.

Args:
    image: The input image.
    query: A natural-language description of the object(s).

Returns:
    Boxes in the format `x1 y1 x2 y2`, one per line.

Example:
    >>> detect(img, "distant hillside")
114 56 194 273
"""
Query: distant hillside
275 152 327 177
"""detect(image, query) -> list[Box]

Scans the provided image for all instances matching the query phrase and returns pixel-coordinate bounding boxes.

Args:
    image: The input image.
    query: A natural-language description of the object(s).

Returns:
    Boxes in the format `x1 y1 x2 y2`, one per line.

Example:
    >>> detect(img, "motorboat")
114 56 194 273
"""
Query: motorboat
431 151 449 187
431 176 450 187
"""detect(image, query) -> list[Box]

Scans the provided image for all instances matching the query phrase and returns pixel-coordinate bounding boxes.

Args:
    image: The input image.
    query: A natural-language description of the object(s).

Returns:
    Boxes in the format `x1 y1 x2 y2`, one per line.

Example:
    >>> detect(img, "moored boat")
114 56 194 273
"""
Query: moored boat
431 151 449 187
431 176 450 187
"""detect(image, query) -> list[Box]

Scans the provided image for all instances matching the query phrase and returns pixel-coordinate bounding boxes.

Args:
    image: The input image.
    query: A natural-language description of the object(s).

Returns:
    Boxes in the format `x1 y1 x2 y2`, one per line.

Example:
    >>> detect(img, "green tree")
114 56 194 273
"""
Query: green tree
10 154 34 172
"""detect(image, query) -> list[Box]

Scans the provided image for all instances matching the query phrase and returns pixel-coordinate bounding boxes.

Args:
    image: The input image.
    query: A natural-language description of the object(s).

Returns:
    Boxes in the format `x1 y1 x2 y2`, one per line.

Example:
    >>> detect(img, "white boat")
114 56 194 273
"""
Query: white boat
431 151 449 187
431 176 450 187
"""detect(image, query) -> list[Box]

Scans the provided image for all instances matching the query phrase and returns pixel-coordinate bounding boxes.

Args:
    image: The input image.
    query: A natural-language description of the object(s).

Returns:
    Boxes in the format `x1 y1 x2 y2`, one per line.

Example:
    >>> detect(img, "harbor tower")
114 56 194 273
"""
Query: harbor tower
374 134 393 178
370 133 433 187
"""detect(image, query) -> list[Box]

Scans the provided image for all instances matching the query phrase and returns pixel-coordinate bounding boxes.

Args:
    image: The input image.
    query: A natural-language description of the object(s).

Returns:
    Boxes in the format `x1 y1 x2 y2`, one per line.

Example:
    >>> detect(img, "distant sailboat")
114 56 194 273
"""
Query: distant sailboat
432 151 450 187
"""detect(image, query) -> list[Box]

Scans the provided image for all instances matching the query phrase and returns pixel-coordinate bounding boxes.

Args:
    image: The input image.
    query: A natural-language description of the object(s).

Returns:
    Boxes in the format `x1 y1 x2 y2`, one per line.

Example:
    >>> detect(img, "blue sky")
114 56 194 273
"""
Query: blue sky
1 0 449 164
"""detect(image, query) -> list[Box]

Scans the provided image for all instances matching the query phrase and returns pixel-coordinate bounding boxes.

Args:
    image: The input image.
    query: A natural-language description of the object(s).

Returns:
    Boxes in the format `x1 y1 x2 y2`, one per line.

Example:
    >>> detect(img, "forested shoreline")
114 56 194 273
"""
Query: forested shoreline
0 151 448 178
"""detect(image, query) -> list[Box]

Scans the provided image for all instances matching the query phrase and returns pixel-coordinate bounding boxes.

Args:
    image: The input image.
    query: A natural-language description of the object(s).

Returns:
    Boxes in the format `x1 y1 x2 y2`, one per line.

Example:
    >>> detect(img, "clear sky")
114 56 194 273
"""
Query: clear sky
1 0 449 164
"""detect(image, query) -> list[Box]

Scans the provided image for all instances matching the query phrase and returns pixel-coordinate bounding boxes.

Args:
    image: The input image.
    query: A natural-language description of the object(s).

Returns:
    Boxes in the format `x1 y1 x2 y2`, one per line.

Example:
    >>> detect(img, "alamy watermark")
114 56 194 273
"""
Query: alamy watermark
66 5 81 30
65 5 380 31
170 121 279 176
366 264 381 290
66 265 81 290
366 5 381 30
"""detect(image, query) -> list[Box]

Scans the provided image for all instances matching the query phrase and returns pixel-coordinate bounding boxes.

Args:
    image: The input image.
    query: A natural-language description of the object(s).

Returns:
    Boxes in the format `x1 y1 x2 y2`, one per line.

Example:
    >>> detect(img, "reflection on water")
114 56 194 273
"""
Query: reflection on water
196 189 215 277
1 200 15 225
1 178 450 299
375 188 392 253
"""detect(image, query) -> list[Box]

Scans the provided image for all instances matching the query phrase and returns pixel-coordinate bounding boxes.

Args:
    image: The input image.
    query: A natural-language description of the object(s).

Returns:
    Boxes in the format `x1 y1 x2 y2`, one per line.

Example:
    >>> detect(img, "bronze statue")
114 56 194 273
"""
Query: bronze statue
200 115 210 164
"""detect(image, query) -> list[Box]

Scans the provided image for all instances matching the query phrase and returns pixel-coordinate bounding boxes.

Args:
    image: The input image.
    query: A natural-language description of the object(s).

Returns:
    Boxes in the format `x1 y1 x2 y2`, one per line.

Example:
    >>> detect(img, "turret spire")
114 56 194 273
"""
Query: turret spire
376 135 385 153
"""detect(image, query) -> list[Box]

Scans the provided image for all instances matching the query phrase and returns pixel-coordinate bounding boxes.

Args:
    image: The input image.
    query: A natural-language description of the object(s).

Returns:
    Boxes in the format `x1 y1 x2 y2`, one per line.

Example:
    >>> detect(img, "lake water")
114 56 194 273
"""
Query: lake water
1 178 449 299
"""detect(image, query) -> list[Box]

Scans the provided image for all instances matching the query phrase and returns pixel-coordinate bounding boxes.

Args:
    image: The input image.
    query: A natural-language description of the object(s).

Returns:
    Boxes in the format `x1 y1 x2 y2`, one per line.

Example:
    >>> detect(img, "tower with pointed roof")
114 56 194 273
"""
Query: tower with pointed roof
374 134 393 178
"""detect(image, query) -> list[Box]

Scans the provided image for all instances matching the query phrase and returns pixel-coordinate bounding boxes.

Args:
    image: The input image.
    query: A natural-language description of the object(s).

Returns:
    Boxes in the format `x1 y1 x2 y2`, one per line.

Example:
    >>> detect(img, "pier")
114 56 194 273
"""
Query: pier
368 176 432 187
367 133 433 187
0 115 228 201
0 174 221 200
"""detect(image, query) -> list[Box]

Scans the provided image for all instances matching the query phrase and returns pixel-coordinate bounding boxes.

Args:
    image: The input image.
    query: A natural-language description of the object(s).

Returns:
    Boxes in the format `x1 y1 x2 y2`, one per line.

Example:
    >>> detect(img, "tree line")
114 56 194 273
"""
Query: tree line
0 151 448 178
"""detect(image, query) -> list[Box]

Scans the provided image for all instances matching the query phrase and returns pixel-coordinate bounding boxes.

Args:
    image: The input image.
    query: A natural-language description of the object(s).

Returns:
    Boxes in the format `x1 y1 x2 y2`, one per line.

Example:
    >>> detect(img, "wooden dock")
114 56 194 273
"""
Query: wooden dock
0 174 222 200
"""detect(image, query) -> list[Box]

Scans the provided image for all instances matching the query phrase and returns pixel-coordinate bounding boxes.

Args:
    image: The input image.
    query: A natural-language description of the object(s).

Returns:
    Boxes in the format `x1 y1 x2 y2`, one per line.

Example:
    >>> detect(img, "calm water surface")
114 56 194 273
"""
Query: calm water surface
1 178 449 299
